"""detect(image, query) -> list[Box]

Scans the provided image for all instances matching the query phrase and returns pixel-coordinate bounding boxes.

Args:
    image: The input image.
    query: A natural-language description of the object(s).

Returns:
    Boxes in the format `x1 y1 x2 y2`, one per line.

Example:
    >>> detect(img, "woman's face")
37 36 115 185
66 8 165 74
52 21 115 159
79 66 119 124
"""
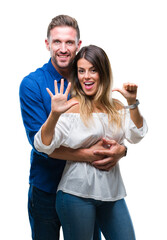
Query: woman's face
77 58 100 96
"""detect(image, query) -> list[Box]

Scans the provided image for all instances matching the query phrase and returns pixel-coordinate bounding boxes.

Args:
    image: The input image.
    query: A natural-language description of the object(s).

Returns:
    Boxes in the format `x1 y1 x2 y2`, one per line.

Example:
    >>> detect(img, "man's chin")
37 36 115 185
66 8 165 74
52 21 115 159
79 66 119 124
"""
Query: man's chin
52 58 70 69
57 62 69 69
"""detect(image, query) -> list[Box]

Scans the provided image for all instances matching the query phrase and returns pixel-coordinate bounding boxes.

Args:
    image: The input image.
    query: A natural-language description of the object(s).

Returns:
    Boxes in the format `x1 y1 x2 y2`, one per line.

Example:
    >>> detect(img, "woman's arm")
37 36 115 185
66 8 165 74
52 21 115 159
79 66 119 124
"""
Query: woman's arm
113 83 143 128
40 79 78 146
36 79 127 168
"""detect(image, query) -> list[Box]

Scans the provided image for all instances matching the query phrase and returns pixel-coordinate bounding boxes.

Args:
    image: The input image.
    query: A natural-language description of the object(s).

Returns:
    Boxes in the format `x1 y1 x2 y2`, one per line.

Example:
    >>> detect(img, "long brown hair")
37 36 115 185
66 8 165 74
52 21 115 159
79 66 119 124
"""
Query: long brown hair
71 45 122 128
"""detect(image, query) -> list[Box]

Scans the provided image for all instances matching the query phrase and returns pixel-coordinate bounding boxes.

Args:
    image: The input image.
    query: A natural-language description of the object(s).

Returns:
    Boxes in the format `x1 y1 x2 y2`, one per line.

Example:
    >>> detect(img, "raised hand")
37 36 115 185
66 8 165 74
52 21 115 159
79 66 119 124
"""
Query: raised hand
46 79 78 115
112 83 138 105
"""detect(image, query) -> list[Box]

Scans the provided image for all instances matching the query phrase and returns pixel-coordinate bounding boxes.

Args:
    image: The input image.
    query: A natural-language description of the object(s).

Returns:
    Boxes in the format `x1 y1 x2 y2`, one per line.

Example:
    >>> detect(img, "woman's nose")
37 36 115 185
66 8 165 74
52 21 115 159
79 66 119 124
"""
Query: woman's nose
85 71 90 79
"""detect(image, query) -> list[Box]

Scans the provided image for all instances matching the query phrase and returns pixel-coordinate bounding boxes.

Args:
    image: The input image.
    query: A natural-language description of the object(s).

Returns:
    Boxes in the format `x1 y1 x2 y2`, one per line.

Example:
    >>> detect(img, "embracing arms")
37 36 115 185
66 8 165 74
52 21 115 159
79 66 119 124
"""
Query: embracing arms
36 79 126 169
20 76 126 171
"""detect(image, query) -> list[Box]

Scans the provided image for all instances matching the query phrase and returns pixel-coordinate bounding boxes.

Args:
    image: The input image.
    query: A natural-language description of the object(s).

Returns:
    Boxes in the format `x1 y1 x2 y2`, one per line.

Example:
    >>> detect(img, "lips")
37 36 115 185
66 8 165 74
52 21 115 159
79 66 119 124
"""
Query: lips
84 81 95 89
57 54 70 62
58 55 69 58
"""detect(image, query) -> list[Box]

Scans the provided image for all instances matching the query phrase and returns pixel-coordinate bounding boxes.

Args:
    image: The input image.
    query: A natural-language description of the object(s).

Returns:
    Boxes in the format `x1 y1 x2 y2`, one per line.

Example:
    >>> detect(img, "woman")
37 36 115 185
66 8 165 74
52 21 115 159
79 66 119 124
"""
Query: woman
34 45 148 240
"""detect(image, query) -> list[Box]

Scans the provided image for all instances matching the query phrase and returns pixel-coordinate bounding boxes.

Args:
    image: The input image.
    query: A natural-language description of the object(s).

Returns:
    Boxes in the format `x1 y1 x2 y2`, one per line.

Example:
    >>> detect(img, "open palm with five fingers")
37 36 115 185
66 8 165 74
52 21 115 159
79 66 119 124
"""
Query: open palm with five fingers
47 79 78 115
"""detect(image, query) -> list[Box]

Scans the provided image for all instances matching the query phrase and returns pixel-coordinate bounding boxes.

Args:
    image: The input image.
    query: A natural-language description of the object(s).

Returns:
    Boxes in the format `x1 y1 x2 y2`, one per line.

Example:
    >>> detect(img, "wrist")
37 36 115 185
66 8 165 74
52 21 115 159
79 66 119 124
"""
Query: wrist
125 99 140 109
127 99 136 105
120 145 127 157
49 111 61 124
80 148 93 163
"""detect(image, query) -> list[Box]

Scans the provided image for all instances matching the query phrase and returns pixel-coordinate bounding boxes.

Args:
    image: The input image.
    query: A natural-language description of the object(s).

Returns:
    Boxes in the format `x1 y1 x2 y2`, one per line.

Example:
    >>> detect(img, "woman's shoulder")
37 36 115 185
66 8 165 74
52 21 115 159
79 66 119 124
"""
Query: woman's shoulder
112 98 124 111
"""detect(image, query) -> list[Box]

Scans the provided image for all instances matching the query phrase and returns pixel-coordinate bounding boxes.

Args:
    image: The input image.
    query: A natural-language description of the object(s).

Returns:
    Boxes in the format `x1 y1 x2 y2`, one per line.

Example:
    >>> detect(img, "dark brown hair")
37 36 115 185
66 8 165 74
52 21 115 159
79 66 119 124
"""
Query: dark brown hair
71 45 122 127
47 15 80 40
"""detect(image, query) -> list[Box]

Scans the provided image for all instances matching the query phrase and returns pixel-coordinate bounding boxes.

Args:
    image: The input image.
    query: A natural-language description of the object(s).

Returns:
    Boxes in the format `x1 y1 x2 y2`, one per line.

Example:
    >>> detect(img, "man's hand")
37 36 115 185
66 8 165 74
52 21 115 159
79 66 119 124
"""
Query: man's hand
91 139 126 171
49 139 126 170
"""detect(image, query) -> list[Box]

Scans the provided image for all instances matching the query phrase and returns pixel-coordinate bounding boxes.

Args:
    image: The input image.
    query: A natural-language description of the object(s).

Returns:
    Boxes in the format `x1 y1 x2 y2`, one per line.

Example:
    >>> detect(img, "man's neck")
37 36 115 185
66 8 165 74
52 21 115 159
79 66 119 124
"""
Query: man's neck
51 59 70 80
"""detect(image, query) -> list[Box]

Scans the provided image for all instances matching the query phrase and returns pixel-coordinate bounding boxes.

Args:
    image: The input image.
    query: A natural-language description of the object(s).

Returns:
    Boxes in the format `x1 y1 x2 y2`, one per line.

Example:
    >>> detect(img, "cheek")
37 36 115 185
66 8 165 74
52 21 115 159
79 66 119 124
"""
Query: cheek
70 46 78 55
77 74 83 83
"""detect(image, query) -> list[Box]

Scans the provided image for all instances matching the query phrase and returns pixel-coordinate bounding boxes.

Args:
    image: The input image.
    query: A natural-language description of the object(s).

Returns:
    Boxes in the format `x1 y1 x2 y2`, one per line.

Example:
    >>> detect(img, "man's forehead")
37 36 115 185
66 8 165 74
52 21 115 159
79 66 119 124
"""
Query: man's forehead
49 26 77 40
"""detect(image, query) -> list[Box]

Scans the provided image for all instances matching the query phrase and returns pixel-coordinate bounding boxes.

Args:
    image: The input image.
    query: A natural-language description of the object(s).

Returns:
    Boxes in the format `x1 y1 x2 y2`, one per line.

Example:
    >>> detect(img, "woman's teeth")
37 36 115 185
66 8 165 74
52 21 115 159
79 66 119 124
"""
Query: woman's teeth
85 82 94 85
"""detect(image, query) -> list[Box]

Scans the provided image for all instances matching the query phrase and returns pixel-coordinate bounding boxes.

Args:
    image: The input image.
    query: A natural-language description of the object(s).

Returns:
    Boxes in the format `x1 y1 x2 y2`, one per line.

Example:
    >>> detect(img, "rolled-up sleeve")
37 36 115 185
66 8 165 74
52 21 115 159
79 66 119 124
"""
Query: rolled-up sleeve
34 115 70 155
124 111 148 144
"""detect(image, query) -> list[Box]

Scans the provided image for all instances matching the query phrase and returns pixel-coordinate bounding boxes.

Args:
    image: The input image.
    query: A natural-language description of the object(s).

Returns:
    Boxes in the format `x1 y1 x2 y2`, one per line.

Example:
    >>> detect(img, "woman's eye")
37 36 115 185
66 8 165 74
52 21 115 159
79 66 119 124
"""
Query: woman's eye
78 69 84 74
91 69 96 73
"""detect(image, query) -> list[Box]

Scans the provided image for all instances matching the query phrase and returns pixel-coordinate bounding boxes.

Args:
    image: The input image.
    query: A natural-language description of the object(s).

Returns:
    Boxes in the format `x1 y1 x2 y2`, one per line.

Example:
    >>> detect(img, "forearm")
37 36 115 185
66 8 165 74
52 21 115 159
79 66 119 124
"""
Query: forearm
127 100 143 129
41 112 60 145
49 146 95 162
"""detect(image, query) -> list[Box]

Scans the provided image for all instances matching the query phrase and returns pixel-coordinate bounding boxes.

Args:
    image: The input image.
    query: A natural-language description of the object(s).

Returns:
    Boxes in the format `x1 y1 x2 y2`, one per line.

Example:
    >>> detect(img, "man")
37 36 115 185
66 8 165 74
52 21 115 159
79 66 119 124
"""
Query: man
19 15 127 240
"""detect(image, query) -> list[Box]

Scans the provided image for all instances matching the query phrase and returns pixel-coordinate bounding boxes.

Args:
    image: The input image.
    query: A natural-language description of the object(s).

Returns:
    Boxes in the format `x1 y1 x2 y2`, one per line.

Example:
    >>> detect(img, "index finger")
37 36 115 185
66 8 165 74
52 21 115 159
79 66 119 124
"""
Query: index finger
92 157 114 166
93 149 113 156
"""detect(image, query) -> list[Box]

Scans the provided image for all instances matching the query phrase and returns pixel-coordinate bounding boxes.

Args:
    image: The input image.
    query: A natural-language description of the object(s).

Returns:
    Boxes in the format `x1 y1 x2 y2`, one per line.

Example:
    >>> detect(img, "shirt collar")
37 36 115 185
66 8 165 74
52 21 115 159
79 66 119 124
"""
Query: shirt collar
46 58 64 83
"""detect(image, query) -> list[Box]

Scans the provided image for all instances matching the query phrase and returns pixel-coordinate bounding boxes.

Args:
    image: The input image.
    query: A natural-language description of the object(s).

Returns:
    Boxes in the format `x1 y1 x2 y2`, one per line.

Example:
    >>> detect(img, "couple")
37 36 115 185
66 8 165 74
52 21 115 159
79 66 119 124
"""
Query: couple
20 15 147 240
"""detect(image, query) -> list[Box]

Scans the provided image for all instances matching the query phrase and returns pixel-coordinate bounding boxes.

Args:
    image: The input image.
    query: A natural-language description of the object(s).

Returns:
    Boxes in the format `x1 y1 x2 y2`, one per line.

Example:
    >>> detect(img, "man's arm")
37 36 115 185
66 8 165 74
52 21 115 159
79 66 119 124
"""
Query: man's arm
49 139 126 170
20 77 126 169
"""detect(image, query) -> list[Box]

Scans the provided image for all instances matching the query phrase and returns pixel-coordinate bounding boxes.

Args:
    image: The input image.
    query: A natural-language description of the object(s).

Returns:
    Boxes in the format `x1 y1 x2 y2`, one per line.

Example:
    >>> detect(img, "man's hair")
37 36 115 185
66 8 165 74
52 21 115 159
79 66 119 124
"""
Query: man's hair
47 15 80 40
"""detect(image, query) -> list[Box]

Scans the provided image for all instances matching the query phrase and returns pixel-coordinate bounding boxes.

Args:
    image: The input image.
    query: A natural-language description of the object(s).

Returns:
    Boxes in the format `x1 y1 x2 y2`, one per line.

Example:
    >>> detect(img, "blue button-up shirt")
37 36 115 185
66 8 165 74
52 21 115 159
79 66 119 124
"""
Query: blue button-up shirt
19 59 68 193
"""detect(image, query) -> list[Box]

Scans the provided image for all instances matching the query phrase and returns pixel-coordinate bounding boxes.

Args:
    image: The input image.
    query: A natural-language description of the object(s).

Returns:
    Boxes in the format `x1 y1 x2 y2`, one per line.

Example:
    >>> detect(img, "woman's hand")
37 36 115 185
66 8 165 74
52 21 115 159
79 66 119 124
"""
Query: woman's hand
40 79 78 146
112 83 138 105
47 79 78 115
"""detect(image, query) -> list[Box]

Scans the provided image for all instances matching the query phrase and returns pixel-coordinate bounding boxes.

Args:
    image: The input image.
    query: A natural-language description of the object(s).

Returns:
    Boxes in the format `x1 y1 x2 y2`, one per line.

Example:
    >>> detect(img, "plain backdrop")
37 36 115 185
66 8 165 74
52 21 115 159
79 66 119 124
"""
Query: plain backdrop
1 0 167 239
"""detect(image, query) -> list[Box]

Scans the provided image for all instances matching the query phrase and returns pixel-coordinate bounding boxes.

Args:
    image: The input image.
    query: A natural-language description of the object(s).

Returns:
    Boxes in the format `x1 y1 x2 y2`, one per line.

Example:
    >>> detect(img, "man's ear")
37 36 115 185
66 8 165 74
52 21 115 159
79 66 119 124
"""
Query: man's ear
45 39 50 51
77 40 82 52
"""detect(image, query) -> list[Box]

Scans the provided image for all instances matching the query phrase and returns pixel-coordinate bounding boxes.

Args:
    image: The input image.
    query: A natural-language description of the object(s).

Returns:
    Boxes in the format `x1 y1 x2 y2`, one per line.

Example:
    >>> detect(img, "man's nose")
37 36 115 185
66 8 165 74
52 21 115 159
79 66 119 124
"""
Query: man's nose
60 43 67 53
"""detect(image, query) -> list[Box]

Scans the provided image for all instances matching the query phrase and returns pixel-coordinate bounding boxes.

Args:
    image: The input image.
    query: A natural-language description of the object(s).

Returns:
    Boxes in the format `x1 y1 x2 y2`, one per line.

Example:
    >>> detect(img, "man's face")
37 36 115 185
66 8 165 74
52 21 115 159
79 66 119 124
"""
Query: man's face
45 26 82 71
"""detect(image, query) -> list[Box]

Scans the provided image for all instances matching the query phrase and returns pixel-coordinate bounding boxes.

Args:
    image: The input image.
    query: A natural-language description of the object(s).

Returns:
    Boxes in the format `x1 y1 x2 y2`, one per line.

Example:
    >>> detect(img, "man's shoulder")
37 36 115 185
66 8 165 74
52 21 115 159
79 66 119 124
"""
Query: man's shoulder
24 62 48 80
20 61 50 88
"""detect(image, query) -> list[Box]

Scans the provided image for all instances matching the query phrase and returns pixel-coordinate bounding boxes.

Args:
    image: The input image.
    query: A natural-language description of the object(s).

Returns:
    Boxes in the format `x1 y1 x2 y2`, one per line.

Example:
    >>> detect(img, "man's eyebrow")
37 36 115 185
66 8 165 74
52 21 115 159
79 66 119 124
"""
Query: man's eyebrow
66 40 75 43
52 38 60 42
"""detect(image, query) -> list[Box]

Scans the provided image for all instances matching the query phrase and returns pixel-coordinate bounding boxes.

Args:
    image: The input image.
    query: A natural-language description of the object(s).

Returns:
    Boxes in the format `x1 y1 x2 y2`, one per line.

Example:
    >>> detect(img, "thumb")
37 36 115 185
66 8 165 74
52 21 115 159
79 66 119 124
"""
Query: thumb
102 138 116 146
112 88 122 94
112 88 125 98
68 100 79 109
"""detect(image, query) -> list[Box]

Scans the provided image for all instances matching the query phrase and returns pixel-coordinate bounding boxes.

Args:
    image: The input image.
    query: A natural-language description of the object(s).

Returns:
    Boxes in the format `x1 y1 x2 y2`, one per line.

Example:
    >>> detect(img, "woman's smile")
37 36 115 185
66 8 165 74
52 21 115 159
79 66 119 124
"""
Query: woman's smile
77 58 100 96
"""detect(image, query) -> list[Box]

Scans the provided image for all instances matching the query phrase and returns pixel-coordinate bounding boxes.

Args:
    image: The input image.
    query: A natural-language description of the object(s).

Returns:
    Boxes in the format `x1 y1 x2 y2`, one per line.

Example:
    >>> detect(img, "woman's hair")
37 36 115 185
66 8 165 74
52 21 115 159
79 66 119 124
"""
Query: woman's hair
71 45 122 128
47 15 80 41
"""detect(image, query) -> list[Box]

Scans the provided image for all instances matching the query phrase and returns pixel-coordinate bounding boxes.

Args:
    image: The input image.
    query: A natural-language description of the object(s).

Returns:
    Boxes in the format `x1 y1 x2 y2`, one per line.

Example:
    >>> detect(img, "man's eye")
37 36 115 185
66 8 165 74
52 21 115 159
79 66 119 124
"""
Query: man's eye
67 41 73 45
54 40 60 44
